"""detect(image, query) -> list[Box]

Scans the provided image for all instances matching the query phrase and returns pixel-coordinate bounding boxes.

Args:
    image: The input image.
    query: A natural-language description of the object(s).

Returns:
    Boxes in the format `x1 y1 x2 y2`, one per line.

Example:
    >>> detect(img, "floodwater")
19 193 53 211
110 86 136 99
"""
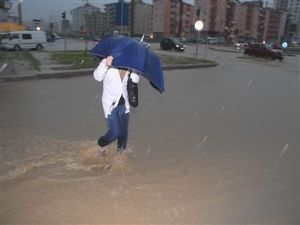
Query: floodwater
0 50 299 224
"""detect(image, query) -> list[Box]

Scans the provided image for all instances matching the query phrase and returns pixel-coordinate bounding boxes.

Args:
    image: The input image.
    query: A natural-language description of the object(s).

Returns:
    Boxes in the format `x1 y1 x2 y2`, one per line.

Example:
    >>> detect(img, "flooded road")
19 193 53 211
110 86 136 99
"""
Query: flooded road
0 51 299 224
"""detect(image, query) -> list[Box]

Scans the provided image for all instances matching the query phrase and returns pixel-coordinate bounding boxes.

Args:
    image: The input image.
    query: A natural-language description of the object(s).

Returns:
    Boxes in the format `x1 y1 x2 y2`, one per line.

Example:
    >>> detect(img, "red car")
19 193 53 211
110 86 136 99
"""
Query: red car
244 43 283 61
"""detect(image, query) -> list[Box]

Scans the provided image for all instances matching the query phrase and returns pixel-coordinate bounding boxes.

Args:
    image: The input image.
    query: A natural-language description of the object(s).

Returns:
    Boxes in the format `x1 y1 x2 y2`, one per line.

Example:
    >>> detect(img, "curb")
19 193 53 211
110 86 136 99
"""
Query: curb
209 46 241 53
0 69 94 82
163 63 218 70
0 63 217 82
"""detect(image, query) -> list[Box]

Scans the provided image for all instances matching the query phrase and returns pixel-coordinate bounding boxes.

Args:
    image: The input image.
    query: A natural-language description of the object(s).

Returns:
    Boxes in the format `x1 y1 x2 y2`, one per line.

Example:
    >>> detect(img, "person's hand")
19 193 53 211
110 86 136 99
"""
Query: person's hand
106 56 113 67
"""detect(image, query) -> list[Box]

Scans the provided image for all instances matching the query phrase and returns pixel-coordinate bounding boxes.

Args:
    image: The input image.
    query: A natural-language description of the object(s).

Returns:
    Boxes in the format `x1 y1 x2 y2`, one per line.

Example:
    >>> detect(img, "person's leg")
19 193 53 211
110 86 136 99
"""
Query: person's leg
97 107 121 147
117 106 130 151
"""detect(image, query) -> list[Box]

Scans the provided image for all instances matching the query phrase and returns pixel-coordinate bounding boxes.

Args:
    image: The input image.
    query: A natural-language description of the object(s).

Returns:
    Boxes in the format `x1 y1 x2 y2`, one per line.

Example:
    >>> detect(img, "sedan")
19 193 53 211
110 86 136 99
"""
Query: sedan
160 37 185 52
244 43 283 61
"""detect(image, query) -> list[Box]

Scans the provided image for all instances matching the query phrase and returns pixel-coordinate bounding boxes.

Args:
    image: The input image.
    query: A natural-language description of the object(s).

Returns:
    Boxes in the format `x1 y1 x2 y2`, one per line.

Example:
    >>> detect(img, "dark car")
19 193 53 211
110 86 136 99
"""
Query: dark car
160 37 185 52
46 32 55 42
244 43 283 61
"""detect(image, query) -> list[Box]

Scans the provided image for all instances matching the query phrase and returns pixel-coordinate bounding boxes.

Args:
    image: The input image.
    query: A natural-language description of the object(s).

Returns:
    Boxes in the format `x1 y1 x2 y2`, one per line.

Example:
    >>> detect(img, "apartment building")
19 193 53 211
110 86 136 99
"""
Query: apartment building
263 7 286 44
0 0 21 23
194 0 238 41
240 1 264 42
104 0 130 35
275 0 300 42
194 0 227 32
152 0 194 39
181 1 195 38
85 10 105 37
71 3 105 37
130 0 152 36
275 0 300 23
195 0 286 44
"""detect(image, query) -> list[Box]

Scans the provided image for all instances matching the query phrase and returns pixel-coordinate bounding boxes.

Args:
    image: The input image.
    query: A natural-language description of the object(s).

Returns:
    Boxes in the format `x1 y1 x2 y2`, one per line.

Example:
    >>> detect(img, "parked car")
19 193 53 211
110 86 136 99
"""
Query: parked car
233 42 245 50
160 37 185 52
244 43 283 61
290 40 299 47
46 32 55 42
4 31 47 51
207 36 218 44
52 33 61 39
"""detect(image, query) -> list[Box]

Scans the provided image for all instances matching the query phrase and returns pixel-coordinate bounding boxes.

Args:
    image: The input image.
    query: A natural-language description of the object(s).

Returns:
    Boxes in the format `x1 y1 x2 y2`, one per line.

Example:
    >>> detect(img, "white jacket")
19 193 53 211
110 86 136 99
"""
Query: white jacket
93 58 140 118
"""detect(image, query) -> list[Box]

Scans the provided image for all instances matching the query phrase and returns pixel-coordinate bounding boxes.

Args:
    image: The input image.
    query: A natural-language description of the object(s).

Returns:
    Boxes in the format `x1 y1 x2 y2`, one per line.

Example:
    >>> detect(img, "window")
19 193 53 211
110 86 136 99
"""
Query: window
9 33 20 39
22 34 32 40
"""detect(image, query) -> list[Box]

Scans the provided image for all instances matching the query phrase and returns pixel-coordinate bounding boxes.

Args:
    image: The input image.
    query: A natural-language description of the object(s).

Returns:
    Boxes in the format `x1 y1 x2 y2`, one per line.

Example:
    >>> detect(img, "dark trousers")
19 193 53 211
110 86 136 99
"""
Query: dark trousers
98 105 129 151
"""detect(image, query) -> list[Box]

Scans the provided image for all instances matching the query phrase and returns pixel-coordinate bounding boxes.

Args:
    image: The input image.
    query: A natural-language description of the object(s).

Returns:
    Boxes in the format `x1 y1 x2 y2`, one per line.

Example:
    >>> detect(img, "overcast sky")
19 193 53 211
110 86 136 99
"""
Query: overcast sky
21 0 194 22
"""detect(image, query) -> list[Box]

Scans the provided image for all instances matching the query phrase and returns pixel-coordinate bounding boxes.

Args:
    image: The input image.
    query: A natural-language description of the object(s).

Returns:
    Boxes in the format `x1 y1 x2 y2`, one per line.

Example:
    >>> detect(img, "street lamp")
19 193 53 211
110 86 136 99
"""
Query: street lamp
194 20 203 58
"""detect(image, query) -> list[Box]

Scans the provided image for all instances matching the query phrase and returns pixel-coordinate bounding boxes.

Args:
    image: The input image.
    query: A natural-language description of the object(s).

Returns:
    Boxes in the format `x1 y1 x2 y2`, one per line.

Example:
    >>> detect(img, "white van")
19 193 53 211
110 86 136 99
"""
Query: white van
4 31 47 51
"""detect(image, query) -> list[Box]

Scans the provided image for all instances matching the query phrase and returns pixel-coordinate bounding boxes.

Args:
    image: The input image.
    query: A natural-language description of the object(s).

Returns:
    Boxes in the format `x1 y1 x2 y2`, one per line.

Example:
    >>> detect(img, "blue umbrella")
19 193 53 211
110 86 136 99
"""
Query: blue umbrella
89 35 165 93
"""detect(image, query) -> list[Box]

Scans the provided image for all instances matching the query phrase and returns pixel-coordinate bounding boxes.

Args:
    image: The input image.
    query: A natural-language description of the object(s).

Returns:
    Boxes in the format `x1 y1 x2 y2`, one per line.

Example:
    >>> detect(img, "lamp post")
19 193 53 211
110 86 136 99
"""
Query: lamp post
194 20 203 58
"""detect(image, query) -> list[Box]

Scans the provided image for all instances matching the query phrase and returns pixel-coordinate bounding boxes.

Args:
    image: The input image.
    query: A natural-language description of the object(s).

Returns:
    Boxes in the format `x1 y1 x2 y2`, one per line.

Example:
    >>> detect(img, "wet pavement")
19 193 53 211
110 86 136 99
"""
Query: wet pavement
0 46 299 224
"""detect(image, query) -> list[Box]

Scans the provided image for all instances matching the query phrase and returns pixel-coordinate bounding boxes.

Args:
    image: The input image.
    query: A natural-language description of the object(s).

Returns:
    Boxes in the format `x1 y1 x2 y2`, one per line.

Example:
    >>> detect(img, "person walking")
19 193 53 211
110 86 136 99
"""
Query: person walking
93 56 140 154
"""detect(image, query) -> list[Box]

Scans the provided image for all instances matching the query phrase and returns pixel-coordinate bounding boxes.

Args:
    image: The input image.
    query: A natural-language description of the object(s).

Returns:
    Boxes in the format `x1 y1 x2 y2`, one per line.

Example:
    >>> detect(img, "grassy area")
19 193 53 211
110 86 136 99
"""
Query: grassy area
50 50 215 70
50 50 98 69
0 51 41 71
21 52 41 70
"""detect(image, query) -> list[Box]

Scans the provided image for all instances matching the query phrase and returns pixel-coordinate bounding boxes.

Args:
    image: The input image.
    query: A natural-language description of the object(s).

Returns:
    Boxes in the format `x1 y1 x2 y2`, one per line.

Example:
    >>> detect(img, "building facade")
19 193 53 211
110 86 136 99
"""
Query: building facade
130 0 152 36
275 0 300 23
194 0 286 44
0 0 21 23
275 0 300 42
0 0 9 22
104 0 130 35
240 1 264 42
152 0 195 39
181 1 195 38
194 0 238 41
263 7 286 44
70 3 105 37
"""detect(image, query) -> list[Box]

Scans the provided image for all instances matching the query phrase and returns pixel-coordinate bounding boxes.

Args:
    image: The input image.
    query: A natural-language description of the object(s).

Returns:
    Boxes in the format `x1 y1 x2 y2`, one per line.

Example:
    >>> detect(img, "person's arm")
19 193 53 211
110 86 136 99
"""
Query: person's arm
93 56 113 82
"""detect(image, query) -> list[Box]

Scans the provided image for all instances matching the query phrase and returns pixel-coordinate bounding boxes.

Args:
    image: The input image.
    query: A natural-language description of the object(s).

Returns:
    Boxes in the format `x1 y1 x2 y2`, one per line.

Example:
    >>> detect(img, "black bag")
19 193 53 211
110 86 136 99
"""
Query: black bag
127 71 138 107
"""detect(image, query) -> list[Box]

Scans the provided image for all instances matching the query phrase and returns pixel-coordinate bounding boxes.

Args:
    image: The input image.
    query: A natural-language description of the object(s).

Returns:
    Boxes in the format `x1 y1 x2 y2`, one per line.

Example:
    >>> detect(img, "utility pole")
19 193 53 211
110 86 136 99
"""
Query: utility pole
81 0 89 52
130 0 135 36
62 11 67 51
18 1 22 25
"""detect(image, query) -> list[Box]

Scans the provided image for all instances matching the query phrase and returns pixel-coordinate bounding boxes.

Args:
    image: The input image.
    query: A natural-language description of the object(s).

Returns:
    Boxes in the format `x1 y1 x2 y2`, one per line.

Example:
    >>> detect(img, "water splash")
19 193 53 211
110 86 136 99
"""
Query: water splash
0 138 132 182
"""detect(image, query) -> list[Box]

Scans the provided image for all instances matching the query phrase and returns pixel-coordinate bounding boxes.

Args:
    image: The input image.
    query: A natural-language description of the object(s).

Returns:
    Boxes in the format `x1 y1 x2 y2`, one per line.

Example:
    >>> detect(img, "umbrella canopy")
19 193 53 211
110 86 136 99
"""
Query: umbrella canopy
89 35 165 93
